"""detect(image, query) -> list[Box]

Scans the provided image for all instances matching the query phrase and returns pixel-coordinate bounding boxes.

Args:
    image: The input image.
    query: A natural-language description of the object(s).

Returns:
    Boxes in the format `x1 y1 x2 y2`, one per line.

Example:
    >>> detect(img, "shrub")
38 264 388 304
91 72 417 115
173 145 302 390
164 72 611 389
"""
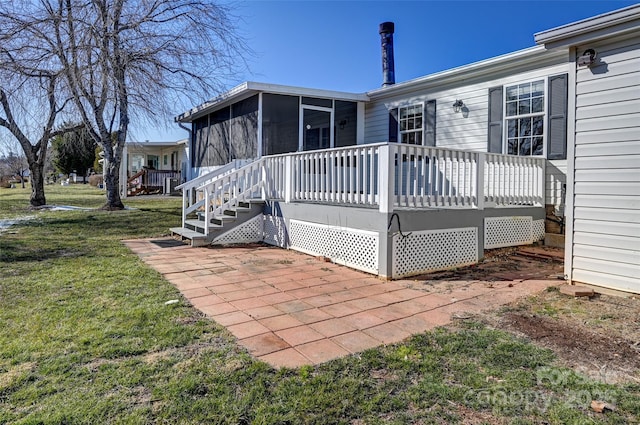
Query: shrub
88 174 103 187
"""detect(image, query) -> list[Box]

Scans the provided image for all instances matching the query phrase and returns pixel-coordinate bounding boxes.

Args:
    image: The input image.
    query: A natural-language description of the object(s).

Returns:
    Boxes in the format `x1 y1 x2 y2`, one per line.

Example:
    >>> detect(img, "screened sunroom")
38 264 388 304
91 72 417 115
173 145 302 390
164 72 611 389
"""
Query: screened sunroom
176 82 369 177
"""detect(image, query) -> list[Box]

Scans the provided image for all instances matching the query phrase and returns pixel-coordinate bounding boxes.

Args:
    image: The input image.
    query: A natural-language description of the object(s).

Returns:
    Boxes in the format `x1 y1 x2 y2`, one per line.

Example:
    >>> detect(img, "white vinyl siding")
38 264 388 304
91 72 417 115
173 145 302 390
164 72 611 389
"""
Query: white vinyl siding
570 36 640 293
364 102 390 143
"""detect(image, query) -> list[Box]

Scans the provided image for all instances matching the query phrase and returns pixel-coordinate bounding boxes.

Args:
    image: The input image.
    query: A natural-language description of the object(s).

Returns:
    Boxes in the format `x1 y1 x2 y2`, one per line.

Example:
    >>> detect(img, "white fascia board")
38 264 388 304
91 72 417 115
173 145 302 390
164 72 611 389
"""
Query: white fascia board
125 140 184 147
175 82 252 122
176 81 369 123
367 46 562 99
534 4 640 48
245 82 369 102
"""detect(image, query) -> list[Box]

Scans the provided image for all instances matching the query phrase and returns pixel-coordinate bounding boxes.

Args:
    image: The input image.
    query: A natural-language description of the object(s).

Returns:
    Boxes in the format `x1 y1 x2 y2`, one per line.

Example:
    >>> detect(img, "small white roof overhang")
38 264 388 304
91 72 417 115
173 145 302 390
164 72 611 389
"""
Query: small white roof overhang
125 140 185 148
534 4 640 49
176 81 369 123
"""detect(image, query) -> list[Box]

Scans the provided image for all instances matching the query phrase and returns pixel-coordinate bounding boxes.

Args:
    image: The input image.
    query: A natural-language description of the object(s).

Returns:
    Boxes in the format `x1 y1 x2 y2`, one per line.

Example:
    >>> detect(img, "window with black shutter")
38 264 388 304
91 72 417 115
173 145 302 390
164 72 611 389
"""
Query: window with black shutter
487 86 504 153
424 99 436 147
547 74 568 160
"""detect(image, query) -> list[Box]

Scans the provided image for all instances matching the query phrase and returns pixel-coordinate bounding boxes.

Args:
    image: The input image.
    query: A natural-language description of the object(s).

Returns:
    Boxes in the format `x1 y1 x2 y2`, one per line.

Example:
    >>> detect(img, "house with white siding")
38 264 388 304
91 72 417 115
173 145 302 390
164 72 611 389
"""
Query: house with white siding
535 5 640 293
172 5 639 293
117 139 188 196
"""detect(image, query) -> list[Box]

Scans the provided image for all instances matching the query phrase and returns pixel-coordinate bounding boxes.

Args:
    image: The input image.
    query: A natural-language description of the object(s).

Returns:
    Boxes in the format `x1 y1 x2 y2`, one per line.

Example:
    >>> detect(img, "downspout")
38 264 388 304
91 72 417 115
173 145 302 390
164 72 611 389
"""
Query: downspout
178 122 192 182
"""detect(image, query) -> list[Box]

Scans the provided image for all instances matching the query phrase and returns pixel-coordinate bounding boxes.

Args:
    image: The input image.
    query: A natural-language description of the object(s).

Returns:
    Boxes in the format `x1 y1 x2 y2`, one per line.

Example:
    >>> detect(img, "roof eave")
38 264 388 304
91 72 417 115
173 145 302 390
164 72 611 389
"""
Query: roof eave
367 45 561 99
176 81 369 123
125 140 185 147
534 4 640 48
175 82 252 123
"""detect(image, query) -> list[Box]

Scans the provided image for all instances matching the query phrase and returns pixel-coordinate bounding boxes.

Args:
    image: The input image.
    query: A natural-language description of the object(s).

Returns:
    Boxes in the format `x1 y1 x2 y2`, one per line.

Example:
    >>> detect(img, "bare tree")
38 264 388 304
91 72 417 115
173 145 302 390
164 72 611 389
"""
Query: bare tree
0 0 247 210
0 3 79 207
47 0 249 209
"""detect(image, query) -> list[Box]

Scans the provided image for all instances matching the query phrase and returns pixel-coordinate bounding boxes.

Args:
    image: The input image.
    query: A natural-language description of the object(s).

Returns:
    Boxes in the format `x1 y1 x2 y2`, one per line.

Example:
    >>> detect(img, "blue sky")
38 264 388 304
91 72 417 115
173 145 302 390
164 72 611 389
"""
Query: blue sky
134 0 638 142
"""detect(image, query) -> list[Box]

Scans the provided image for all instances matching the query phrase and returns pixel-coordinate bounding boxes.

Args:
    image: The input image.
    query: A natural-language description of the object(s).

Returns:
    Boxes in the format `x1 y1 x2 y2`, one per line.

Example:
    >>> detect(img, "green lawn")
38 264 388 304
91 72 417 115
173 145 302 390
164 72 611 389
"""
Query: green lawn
1 184 638 424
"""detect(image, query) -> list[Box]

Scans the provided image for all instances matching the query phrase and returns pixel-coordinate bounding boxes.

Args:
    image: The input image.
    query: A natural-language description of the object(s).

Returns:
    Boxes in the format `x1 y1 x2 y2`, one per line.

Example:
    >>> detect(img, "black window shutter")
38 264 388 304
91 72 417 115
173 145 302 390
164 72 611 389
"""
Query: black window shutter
424 100 436 146
547 73 568 160
487 86 503 153
388 109 398 143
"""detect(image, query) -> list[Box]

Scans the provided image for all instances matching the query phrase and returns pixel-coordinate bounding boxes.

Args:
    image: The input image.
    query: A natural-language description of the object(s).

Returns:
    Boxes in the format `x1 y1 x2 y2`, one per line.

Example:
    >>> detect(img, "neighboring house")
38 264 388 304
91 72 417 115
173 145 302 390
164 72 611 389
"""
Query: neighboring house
119 139 189 196
173 5 639 293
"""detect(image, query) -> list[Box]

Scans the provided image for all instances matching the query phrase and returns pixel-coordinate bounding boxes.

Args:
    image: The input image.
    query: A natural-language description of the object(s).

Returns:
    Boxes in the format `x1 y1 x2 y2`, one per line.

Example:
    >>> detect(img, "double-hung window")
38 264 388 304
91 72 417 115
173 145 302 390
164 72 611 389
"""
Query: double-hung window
489 74 566 159
505 80 545 156
399 104 423 145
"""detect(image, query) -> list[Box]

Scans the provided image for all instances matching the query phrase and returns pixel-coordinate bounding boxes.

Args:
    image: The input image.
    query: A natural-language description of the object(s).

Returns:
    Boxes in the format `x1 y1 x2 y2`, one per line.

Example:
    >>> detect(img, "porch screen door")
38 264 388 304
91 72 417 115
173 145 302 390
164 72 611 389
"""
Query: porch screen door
301 107 333 151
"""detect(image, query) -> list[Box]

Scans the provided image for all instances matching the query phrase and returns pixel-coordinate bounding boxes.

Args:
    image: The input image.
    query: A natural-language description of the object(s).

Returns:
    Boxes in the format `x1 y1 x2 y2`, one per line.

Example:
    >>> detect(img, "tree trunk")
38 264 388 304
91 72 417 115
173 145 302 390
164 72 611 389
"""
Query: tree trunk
102 160 124 210
29 163 46 207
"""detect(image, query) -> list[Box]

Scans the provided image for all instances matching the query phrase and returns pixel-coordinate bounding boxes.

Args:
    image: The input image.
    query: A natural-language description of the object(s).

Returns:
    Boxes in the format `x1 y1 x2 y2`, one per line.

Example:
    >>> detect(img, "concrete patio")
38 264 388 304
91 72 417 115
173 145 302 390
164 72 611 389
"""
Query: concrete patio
123 238 558 368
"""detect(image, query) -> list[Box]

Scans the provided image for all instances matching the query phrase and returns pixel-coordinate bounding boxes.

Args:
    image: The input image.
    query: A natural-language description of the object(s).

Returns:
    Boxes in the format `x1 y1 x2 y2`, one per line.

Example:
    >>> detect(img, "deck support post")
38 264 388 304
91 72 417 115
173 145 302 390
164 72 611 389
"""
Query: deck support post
476 152 485 210
378 144 395 213
181 190 187 228
284 155 293 203
537 159 545 207
261 160 267 200
203 189 210 236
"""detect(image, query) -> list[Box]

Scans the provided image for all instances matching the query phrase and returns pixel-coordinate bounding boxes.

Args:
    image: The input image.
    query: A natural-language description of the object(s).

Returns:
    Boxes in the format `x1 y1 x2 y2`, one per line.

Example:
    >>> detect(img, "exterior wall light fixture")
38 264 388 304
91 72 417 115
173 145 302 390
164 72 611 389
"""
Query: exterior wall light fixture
452 99 464 113
577 49 597 67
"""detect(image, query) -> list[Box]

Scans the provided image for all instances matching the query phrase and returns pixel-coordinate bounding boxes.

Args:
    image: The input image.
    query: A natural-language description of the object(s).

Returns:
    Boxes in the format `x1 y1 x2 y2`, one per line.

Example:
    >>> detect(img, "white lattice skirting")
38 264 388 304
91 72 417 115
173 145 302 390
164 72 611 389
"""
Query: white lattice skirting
392 227 478 278
532 219 545 242
289 220 379 274
263 215 288 248
212 215 264 245
484 216 542 249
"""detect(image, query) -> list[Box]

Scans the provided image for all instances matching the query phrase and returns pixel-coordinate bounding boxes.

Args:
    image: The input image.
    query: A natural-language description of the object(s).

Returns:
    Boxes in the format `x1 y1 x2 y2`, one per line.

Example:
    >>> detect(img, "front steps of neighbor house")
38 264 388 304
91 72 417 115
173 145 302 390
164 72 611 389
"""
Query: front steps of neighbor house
171 200 265 247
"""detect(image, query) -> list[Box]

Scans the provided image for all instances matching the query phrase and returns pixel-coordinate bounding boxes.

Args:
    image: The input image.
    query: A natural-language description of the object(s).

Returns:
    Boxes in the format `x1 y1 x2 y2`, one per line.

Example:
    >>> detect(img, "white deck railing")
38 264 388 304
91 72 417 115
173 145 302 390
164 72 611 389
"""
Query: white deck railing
176 159 253 227
483 153 545 208
184 144 545 235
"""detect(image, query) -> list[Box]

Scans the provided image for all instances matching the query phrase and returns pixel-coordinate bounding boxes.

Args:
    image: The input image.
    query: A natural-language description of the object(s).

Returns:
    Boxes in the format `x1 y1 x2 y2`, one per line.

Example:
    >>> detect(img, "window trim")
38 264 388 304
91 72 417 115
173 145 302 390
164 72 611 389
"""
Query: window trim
397 102 425 145
502 78 547 157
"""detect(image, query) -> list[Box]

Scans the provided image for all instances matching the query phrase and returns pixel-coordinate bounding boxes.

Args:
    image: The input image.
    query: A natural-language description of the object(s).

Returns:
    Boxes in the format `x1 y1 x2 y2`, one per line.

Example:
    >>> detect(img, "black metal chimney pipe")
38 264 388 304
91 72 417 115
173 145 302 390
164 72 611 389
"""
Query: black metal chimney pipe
379 22 395 87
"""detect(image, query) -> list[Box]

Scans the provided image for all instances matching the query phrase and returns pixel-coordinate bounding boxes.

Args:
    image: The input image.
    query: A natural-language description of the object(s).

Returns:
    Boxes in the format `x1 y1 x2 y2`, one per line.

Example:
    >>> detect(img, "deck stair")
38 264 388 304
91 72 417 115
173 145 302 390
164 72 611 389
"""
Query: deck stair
171 200 264 247
170 159 265 247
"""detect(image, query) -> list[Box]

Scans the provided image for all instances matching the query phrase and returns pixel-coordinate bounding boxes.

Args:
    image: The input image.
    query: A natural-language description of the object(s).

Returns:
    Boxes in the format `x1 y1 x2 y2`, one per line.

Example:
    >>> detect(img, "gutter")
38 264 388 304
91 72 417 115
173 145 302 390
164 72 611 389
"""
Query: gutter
534 4 640 46
367 46 565 99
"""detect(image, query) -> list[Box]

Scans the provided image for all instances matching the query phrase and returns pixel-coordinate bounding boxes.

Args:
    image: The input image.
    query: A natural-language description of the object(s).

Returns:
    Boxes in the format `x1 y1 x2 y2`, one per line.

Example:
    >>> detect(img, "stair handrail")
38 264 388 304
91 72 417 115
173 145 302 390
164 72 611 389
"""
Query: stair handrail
179 159 254 227
202 158 266 234
127 168 146 184
176 159 253 191
126 168 146 195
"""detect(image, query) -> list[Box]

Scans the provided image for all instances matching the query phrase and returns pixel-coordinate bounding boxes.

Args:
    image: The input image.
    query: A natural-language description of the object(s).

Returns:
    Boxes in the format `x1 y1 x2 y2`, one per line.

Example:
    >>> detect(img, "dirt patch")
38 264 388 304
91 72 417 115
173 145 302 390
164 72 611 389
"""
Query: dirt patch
411 245 640 384
491 291 640 384
412 246 564 282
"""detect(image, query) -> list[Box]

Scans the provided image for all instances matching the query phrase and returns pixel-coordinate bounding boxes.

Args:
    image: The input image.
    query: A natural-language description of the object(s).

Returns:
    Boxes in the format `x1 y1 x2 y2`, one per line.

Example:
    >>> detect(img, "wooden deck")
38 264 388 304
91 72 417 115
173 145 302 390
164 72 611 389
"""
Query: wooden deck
171 144 546 279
